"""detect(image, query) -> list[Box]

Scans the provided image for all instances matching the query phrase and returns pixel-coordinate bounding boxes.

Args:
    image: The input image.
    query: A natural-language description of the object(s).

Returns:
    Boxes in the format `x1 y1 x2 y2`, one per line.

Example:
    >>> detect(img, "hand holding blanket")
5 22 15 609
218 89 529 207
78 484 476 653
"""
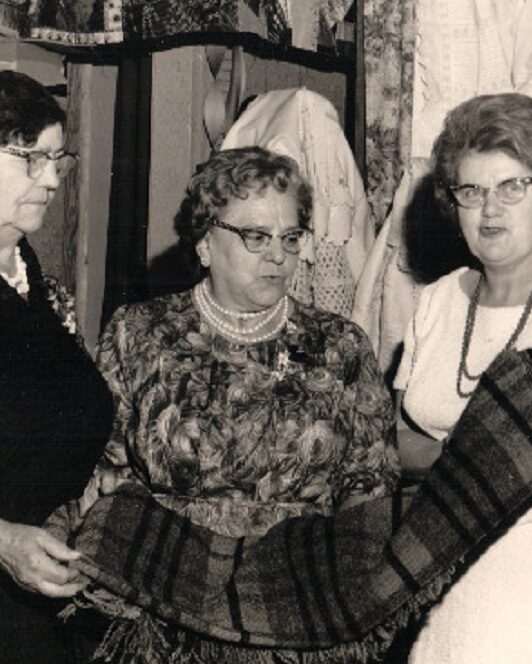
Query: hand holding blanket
48 348 532 662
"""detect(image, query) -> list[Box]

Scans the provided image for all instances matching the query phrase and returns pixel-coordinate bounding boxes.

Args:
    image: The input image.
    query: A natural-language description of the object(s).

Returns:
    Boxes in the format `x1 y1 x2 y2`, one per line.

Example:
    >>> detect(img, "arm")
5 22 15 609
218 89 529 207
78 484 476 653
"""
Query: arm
69 349 532 653
77 308 137 517
396 390 444 482
335 328 401 510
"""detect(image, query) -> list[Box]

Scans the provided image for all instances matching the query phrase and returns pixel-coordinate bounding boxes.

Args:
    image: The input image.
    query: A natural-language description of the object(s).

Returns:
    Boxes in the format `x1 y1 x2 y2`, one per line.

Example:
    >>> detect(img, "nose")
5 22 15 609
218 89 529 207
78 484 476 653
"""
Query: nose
38 159 61 190
481 189 504 217
263 235 286 264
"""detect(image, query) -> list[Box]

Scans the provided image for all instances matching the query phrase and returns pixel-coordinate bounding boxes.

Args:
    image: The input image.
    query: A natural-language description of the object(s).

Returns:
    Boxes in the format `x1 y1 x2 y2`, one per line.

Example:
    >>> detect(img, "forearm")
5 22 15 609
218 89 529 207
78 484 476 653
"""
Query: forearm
397 427 444 481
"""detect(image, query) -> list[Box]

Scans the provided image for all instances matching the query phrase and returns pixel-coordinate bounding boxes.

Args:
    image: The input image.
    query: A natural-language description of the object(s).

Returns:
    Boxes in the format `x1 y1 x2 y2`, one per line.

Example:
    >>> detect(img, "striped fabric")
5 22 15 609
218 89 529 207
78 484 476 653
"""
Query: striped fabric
53 348 532 662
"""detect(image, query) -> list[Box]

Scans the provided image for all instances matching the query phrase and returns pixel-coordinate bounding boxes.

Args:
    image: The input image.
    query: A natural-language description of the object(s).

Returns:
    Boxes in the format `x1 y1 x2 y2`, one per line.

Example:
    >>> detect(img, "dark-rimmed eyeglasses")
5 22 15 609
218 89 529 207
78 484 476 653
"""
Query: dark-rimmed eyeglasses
0 146 78 179
449 176 532 209
211 219 311 254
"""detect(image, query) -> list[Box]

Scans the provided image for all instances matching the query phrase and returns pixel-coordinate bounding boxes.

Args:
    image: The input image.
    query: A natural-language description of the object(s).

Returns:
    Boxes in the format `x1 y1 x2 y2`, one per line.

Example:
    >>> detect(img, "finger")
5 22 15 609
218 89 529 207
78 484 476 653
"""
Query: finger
38 532 81 561
38 578 88 598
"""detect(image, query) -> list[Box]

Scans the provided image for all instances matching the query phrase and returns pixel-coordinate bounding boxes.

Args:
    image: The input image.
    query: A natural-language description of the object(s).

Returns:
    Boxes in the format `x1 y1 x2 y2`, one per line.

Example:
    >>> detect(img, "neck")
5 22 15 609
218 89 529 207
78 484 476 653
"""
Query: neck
194 281 288 343
482 267 532 306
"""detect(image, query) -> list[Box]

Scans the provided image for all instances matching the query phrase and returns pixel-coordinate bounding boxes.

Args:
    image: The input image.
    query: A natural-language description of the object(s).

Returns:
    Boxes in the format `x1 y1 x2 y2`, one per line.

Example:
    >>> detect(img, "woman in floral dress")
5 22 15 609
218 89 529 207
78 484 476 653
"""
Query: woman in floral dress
87 146 400 539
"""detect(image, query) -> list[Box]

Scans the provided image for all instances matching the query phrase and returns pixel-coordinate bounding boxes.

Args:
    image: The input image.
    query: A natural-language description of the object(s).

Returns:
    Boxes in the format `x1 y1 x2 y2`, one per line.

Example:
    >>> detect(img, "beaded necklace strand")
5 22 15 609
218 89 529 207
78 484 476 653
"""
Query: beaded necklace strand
200 280 282 321
456 274 532 398
194 282 288 344
198 280 284 332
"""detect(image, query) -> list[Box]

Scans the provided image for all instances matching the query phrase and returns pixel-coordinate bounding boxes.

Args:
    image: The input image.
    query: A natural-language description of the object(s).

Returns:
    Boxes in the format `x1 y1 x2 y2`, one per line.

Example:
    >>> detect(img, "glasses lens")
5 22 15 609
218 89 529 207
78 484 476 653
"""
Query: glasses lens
56 154 76 179
281 230 307 254
453 186 484 208
497 179 526 204
242 230 270 253
27 153 48 179
27 152 77 179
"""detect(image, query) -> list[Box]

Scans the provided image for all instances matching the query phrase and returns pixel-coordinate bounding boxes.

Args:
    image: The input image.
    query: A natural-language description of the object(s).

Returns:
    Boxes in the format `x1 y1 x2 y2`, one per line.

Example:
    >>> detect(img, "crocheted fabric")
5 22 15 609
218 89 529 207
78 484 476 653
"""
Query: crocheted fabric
47 348 532 662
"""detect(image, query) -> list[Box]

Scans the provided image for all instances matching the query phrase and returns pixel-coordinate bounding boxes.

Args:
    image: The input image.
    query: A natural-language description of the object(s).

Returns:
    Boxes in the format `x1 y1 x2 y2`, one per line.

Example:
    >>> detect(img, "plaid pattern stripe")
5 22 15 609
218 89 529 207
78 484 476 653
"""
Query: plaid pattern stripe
55 348 532 660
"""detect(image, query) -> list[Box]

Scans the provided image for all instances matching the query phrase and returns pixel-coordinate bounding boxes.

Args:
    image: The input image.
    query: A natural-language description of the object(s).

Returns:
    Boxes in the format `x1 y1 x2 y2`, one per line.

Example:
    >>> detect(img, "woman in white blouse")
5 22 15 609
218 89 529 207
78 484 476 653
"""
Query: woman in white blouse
395 92 532 663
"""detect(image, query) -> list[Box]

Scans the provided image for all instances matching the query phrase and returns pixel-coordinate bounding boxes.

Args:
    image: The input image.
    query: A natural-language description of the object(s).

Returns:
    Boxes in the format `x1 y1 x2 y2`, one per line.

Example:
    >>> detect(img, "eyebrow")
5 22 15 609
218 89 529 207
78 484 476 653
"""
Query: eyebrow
239 224 301 232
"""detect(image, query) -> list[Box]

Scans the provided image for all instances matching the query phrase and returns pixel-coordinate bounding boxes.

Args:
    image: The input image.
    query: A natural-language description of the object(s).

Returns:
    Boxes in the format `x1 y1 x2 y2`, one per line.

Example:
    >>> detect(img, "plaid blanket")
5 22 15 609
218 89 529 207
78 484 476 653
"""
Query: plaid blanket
49 348 532 662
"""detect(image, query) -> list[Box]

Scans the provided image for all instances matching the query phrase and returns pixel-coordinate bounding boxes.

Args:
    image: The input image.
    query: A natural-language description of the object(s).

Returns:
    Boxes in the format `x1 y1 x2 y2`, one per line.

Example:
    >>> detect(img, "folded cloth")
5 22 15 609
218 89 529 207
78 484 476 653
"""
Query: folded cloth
48 348 532 662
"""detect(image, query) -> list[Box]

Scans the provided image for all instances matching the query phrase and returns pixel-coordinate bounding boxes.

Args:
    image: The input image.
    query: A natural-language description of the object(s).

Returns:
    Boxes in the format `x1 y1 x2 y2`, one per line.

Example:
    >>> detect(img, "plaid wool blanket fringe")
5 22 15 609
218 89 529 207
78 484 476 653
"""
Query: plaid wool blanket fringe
48 348 532 663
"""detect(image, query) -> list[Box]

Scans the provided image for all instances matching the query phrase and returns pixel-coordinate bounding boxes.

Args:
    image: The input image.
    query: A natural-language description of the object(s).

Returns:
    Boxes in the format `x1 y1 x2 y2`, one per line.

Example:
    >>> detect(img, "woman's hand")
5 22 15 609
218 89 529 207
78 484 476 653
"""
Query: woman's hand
0 519 87 597
395 390 444 482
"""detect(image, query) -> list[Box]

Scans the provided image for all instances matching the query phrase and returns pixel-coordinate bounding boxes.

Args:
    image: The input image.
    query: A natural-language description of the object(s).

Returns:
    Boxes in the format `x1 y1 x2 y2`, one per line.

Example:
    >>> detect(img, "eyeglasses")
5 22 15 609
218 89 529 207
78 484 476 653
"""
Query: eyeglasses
0 146 78 179
449 176 532 209
211 219 310 254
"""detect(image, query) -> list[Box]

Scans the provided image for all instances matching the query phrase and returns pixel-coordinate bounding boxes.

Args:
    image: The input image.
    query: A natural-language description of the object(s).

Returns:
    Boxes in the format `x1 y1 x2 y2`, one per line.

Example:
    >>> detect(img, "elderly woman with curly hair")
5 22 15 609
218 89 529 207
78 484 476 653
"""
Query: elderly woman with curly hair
65 145 399 661
87 146 399 539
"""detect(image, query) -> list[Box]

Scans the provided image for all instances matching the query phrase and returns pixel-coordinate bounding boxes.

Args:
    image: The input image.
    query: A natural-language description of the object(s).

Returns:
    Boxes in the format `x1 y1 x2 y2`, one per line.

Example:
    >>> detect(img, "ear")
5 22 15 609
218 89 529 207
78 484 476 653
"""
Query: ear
196 236 211 268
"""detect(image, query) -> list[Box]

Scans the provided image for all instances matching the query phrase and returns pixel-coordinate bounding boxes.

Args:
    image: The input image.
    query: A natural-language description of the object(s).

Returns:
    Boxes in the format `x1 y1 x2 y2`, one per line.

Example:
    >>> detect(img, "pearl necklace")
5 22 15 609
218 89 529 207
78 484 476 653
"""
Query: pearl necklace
456 274 532 398
0 246 29 296
194 282 288 344
199 280 282 320
198 280 285 331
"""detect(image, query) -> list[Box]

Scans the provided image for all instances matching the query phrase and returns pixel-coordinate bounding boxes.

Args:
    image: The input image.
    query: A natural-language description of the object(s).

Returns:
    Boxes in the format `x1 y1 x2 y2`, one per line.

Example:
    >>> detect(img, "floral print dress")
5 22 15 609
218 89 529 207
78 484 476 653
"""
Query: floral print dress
93 290 399 537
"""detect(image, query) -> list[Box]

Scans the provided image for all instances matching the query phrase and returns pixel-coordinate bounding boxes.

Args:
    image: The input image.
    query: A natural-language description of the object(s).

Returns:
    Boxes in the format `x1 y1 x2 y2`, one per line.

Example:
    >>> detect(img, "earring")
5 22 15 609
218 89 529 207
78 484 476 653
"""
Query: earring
196 245 210 268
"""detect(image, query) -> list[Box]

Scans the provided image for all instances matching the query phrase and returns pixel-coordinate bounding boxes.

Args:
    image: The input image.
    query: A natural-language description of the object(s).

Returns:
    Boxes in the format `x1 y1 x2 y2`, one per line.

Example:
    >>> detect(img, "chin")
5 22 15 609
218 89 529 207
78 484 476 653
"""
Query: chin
15 215 46 235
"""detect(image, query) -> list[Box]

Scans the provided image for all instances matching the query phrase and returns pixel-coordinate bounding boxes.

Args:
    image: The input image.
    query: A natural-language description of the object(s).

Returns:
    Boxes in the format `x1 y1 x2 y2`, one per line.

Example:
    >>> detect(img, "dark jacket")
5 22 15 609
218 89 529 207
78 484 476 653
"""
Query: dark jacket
0 238 113 663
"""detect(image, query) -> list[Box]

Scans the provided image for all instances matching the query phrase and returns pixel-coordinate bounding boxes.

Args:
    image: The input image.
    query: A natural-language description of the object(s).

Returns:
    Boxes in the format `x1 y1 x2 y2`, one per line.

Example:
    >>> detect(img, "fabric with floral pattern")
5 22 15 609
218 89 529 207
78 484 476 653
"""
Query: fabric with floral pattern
93 290 399 537
364 0 415 228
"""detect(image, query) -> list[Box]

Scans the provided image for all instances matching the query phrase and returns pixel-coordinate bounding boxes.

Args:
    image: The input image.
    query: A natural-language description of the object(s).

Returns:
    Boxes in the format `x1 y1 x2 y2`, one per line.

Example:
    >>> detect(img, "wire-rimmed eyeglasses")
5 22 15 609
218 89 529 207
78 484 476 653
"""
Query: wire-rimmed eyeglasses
0 145 78 179
211 219 311 254
449 176 532 209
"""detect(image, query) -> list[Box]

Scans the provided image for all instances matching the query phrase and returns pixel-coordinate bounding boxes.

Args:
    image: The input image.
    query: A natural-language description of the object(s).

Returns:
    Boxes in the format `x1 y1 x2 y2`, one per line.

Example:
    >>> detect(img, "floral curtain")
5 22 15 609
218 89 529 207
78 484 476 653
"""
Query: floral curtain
363 0 415 227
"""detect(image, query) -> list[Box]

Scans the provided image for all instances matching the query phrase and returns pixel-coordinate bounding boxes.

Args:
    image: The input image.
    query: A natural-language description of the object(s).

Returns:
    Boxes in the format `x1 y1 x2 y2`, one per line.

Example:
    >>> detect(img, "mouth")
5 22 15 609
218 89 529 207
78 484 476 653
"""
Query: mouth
21 199 48 206
479 226 505 237
260 275 285 282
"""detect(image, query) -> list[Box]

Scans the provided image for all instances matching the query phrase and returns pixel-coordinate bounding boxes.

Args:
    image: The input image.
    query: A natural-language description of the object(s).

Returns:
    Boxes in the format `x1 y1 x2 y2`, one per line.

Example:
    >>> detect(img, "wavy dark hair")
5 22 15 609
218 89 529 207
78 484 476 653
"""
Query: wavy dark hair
432 93 532 220
0 70 65 147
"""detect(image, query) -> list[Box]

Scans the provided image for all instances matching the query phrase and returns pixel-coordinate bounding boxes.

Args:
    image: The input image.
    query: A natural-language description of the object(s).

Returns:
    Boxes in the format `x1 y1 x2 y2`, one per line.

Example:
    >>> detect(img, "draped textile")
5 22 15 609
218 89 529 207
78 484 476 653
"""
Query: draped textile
363 0 415 228
221 87 374 318
412 0 532 160
23 0 350 50
48 347 532 662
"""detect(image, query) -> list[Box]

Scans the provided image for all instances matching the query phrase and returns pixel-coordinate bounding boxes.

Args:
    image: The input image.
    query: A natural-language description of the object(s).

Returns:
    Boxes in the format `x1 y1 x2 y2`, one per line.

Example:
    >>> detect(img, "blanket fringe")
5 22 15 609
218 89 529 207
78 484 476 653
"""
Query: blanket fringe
79 565 455 663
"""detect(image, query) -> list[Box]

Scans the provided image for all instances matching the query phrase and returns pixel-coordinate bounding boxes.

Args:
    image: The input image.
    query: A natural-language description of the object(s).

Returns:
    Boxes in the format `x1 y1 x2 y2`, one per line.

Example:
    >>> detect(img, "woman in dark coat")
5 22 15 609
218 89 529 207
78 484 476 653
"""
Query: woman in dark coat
0 70 113 662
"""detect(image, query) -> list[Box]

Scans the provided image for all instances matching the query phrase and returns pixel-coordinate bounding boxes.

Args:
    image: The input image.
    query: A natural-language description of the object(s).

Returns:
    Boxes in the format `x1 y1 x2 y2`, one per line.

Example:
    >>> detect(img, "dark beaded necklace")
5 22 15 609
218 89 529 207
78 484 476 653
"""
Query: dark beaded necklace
457 274 532 399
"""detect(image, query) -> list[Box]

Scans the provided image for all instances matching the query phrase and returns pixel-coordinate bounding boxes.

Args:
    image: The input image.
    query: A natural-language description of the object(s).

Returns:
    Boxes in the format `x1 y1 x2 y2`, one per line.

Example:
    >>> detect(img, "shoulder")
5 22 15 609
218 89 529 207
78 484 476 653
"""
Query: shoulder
415 267 473 318
110 290 193 326
290 299 373 353
103 290 196 348
43 276 77 334
420 266 471 299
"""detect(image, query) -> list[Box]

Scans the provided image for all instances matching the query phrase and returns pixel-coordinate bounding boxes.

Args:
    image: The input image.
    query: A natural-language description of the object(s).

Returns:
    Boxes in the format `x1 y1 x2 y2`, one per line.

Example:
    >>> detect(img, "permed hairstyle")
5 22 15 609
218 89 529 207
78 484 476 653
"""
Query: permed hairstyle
432 93 532 219
176 146 313 247
0 70 66 147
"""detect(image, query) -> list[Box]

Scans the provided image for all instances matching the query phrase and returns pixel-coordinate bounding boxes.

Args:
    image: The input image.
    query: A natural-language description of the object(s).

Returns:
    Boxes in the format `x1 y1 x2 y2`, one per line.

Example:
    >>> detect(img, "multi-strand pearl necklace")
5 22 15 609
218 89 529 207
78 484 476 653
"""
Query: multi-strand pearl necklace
195 280 288 344
0 246 29 296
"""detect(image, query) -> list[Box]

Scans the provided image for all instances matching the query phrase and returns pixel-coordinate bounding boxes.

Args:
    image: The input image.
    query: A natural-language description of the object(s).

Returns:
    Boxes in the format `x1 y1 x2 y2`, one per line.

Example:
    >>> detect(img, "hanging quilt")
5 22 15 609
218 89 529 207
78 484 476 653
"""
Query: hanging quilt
22 0 353 50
